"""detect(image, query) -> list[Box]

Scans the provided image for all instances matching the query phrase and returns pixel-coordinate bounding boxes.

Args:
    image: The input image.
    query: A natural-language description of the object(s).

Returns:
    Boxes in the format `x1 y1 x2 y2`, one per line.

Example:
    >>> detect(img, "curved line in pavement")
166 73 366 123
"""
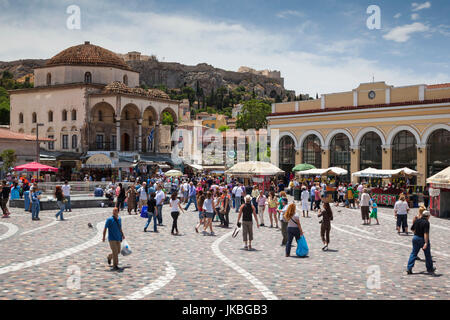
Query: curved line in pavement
0 222 19 241
120 262 176 300
21 220 59 235
332 224 449 258
212 231 278 300
0 217 133 275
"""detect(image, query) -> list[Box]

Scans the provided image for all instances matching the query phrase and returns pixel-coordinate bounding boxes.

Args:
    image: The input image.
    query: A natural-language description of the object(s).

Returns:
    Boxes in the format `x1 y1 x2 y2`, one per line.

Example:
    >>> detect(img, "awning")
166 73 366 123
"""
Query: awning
352 167 418 178
188 164 203 171
84 154 113 168
426 166 450 188
296 167 348 176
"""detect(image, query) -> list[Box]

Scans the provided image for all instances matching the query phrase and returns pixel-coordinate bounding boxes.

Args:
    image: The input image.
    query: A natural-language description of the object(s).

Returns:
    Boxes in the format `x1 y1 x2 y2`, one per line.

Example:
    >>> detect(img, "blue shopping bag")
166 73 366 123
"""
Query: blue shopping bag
296 235 309 257
140 206 148 218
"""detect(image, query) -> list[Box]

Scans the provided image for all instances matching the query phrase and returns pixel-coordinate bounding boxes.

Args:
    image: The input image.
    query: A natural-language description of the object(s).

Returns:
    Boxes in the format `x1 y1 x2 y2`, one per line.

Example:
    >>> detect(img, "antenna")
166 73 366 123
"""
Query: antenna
372 74 375 83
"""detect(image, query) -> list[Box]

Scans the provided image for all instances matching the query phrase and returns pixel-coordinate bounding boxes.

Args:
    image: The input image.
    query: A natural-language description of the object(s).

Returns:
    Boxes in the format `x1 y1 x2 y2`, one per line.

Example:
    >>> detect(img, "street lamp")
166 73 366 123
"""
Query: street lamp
36 123 44 162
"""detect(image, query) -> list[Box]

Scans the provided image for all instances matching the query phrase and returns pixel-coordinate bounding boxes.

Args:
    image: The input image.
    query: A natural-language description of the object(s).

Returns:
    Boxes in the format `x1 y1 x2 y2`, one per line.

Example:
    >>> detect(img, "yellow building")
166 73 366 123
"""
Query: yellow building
196 113 228 129
268 81 450 186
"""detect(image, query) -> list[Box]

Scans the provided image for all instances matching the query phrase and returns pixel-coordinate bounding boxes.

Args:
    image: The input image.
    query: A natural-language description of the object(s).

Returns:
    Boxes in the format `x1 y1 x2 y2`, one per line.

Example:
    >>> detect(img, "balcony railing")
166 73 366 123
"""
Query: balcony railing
89 143 116 151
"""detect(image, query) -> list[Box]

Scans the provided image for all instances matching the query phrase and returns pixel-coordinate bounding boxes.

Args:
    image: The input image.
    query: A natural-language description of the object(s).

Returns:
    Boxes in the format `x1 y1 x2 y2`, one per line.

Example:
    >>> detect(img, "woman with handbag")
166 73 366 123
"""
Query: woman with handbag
284 203 304 257
54 186 66 221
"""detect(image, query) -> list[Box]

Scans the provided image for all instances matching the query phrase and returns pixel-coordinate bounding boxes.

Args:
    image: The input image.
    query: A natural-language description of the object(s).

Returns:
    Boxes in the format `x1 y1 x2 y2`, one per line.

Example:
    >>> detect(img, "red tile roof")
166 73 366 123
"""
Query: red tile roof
427 83 450 89
0 129 53 142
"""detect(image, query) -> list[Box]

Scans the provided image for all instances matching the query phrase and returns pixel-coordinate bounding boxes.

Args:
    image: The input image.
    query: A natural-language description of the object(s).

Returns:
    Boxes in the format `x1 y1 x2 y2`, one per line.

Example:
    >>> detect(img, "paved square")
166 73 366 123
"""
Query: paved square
0 198 449 300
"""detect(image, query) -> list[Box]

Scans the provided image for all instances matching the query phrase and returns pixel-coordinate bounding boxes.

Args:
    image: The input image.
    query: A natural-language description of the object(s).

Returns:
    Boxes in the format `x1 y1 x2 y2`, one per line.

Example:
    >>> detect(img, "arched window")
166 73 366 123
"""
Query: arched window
302 135 322 169
71 110 77 121
360 132 382 170
62 110 68 121
330 133 351 182
98 110 103 122
427 129 450 177
392 131 417 170
46 73 51 85
32 112 37 123
48 111 53 122
279 136 296 173
19 113 24 124
123 74 128 86
84 72 92 84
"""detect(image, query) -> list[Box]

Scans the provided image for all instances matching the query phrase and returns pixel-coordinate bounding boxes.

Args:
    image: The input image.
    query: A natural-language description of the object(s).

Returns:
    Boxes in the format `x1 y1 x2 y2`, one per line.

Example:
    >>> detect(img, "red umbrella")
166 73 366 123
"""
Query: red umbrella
14 162 58 172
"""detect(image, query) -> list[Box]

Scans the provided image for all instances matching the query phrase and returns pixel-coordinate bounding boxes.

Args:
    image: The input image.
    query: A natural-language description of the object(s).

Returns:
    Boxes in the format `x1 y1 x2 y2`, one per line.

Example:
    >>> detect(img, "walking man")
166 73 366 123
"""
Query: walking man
406 210 435 275
62 180 72 212
234 183 244 213
155 184 166 226
184 182 198 211
102 207 125 271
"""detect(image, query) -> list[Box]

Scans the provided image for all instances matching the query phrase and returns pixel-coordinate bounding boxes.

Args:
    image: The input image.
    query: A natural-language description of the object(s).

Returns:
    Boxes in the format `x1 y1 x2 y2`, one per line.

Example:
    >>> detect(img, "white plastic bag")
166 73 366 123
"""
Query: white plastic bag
120 239 132 256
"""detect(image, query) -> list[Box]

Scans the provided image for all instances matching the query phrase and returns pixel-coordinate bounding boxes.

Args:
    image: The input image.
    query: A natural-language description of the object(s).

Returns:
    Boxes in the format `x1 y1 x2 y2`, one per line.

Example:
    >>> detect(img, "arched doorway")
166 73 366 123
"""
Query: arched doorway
279 136 296 174
427 129 450 177
302 135 322 169
90 102 116 150
330 133 351 182
121 133 131 151
392 131 417 170
360 132 382 170
120 104 140 151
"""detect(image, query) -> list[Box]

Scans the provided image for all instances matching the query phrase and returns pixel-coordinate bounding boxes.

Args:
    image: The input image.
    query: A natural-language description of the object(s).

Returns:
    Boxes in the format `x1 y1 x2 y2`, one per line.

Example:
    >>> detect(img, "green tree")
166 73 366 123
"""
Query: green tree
161 111 175 132
236 99 271 130
0 149 16 171
0 87 10 125
218 125 229 132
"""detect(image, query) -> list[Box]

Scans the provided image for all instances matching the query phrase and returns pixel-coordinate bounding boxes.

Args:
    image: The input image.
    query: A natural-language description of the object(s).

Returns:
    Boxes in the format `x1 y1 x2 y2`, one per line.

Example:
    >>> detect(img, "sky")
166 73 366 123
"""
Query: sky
0 0 449 96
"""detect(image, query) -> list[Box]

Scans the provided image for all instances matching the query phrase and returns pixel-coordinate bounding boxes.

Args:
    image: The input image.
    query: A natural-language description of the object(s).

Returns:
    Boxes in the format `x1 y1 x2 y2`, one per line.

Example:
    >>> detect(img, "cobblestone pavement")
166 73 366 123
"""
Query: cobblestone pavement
0 197 449 300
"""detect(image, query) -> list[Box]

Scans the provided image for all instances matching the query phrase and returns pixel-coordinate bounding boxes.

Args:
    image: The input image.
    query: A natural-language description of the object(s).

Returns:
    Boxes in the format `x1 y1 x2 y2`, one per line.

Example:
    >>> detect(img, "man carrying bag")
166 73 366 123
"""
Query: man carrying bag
103 207 126 271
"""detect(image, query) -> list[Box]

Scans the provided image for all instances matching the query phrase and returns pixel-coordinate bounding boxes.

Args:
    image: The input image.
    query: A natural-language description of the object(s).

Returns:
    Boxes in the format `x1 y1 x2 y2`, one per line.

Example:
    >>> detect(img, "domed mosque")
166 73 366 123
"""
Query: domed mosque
9 42 183 180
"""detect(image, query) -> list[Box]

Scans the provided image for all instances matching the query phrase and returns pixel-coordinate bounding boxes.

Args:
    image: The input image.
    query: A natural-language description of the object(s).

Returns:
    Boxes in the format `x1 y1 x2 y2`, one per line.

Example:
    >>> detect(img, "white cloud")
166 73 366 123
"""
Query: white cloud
276 10 304 19
411 2 431 12
383 22 429 42
394 13 402 19
411 13 420 20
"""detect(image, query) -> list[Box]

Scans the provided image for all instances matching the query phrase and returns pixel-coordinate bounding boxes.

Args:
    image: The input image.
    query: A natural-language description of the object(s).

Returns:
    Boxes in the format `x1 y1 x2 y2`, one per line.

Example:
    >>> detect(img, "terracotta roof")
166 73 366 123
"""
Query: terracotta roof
44 41 133 71
427 83 450 89
0 129 53 142
103 81 170 99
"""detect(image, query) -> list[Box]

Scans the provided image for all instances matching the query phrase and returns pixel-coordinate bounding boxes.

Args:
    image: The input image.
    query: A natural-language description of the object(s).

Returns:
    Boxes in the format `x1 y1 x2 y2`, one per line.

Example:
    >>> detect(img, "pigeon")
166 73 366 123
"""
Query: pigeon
88 223 93 228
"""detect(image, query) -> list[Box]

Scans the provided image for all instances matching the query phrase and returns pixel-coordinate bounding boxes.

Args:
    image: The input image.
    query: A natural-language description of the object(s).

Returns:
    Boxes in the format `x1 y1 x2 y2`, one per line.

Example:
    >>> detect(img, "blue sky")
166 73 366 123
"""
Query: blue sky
0 0 449 95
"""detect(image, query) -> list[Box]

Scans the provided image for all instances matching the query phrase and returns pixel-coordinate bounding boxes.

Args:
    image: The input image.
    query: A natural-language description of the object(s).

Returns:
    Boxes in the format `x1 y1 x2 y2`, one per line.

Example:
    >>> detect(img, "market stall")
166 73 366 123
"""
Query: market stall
225 161 284 193
296 167 348 202
426 166 450 218
352 167 419 207
14 162 59 182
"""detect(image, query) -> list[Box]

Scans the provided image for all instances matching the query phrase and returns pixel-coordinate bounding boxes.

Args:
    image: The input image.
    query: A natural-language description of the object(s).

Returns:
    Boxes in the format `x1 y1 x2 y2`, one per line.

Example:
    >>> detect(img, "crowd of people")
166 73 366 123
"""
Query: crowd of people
0 173 435 275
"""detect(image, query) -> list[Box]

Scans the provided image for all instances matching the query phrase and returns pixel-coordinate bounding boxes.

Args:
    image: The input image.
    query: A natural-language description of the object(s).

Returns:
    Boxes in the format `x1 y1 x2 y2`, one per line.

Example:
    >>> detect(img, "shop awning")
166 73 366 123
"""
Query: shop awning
296 167 348 176
188 164 203 171
352 167 418 178
426 166 450 188
84 154 113 168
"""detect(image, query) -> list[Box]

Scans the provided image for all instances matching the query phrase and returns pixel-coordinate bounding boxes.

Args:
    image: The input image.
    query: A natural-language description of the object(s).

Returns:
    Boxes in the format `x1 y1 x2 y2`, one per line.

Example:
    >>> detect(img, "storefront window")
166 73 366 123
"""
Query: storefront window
427 129 450 177
392 131 416 170
360 132 382 170
279 135 295 173
330 133 350 181
302 135 321 168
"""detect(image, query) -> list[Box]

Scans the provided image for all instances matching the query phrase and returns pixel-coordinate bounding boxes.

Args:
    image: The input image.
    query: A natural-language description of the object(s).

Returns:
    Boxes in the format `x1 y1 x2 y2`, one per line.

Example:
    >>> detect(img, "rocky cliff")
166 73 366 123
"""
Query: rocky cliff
0 58 292 99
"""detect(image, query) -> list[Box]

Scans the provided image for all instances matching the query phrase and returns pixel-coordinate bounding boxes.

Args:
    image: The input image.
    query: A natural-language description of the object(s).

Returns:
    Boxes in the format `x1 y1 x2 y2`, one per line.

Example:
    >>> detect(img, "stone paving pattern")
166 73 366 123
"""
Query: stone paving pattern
0 197 449 300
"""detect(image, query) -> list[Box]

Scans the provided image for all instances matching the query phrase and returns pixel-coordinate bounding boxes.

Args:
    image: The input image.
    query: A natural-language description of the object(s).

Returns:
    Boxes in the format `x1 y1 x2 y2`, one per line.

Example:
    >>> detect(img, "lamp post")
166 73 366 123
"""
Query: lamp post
36 123 44 162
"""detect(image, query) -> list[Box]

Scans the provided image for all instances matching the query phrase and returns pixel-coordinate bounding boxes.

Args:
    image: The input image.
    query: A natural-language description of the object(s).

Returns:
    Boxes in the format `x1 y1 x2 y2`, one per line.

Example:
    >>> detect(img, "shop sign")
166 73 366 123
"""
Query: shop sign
85 154 113 168
373 193 397 206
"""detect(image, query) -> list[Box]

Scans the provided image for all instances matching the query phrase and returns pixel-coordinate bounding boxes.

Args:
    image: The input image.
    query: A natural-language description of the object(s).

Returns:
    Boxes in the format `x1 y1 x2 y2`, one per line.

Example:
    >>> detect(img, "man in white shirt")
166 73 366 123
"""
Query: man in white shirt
360 188 371 225
182 181 189 204
301 186 310 217
234 183 244 213
61 181 72 212
155 185 166 226
394 195 410 234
